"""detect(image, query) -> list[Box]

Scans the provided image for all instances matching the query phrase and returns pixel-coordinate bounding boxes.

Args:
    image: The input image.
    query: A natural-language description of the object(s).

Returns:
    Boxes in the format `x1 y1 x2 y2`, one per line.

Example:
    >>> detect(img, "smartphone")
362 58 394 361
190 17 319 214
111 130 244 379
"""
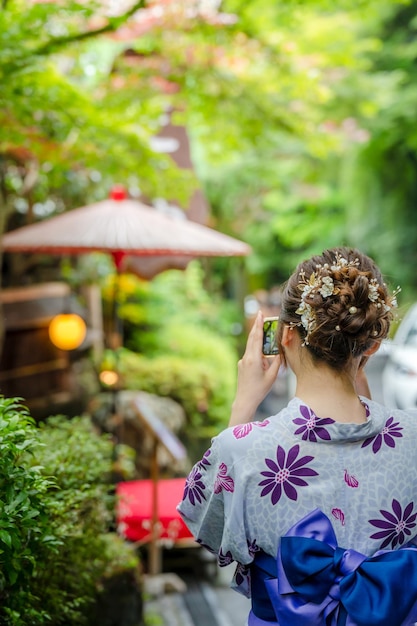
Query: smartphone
262 316 280 356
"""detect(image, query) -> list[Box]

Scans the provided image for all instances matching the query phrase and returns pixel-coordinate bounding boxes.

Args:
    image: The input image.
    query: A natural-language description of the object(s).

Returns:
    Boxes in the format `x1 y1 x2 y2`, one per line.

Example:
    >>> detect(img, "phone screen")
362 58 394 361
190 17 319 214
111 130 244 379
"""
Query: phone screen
262 317 279 356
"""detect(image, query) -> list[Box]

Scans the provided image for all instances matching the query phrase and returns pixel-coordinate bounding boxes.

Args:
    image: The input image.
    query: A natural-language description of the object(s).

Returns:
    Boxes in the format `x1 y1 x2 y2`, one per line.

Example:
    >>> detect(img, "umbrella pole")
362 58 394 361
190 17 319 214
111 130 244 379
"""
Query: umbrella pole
109 253 125 418
149 439 162 575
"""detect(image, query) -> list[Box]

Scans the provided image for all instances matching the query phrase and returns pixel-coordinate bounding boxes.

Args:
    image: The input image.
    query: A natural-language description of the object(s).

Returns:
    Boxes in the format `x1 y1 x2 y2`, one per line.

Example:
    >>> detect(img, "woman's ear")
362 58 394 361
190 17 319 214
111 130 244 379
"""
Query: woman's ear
281 325 294 347
364 341 380 357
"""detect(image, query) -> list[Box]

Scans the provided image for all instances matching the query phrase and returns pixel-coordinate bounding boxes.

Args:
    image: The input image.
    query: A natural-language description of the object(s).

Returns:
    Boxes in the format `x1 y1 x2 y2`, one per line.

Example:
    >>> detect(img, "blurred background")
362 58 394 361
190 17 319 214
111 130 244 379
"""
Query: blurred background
1 1 417 625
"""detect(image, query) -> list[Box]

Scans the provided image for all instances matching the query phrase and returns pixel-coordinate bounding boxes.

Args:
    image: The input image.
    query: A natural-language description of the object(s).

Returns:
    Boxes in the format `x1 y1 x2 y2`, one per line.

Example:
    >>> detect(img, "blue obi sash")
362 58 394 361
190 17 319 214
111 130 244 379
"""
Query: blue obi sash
249 509 417 626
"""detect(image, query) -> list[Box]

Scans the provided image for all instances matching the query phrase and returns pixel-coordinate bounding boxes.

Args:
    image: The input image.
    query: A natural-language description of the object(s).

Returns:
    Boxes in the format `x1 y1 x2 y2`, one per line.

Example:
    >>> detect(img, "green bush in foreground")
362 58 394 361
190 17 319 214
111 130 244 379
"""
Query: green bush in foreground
0 397 140 626
0 397 58 625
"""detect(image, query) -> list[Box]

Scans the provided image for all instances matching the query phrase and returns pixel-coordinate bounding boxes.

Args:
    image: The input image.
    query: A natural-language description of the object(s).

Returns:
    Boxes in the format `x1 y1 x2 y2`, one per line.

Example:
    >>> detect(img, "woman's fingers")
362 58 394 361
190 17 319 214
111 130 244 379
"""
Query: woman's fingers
229 313 282 426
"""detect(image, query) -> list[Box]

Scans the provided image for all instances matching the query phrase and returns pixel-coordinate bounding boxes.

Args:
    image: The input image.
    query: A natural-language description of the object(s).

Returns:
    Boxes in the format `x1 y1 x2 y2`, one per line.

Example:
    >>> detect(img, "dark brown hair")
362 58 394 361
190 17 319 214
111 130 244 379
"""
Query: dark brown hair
278 247 396 370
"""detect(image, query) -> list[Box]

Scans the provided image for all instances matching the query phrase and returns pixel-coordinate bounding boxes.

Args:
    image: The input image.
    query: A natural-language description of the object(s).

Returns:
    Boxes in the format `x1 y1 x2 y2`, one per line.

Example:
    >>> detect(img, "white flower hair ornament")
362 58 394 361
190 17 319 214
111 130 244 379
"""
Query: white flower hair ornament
294 253 400 346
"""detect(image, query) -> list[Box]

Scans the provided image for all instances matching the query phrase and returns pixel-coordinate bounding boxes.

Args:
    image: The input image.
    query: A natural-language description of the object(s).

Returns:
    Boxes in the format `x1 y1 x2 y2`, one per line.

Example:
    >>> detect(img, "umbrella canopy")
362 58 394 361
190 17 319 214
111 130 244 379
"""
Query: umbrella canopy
2 192 251 265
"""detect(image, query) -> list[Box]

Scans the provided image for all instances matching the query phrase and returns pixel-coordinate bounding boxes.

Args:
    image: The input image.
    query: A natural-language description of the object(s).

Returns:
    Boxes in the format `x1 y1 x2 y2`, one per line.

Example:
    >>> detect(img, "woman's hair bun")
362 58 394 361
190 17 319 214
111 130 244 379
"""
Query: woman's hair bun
278 247 398 369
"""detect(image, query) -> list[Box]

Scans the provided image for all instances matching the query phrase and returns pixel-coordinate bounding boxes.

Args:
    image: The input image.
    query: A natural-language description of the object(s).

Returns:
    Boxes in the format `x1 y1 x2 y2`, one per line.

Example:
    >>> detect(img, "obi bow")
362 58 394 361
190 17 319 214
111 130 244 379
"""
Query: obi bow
249 509 417 626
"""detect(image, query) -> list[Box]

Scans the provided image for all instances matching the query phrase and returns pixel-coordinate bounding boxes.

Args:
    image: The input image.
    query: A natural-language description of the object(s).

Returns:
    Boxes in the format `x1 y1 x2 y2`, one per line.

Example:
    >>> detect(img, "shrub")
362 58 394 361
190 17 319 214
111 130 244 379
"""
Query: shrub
119 320 237 435
99 262 241 453
0 399 141 626
0 397 59 625
28 415 118 625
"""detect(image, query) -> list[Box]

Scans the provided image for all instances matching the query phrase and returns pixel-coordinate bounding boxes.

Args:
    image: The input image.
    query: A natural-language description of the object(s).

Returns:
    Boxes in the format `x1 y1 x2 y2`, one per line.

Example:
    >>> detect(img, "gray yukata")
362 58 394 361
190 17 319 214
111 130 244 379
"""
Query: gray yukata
177 397 417 600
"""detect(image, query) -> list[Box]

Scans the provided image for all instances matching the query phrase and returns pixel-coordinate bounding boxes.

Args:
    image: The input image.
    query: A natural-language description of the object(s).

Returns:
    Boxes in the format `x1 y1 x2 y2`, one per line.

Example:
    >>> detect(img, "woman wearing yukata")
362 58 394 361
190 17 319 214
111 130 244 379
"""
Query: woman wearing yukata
177 246 417 626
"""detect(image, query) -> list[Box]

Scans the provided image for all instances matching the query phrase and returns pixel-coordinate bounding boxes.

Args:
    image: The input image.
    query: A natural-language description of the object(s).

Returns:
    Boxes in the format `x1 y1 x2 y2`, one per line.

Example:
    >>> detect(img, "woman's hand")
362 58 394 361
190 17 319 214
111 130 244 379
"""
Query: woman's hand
228 311 282 427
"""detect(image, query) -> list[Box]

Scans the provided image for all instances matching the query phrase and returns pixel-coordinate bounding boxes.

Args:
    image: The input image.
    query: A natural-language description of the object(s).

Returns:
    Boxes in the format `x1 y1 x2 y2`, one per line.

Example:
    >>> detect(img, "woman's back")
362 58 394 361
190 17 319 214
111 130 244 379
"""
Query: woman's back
179 398 417 589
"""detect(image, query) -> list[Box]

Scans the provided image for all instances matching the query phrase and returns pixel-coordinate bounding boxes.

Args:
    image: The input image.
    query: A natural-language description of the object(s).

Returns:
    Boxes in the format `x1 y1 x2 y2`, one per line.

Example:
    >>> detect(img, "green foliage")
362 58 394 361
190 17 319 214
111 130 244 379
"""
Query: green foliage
119 326 237 437
0 0 192 228
101 262 240 440
195 3 370 286
114 262 242 352
0 399 140 626
339 0 417 298
28 415 124 626
0 0 413 292
33 416 115 562
0 397 58 625
4 0 417 336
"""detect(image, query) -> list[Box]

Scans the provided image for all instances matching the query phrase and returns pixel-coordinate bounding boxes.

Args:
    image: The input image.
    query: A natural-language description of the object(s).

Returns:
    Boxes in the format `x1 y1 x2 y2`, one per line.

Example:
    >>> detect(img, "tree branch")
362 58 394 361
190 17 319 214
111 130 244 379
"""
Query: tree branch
33 0 147 57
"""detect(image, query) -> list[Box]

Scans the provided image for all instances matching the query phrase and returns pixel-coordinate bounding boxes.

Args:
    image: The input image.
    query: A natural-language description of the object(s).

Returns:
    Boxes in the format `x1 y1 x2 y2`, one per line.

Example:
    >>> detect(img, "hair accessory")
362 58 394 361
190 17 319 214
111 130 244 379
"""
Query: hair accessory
295 254 355 344
368 280 401 312
295 253 399 346
368 279 379 302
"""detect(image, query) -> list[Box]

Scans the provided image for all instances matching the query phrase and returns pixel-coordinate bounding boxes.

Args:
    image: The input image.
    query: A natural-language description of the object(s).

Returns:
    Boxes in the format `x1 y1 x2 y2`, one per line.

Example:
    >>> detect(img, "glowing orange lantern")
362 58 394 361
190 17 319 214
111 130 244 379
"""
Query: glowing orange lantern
48 313 87 351
99 370 119 387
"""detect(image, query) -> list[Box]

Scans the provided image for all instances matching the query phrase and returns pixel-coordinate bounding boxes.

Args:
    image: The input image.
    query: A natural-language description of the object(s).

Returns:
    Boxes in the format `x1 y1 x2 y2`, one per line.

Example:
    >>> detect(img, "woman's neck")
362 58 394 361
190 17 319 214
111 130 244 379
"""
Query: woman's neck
294 365 368 424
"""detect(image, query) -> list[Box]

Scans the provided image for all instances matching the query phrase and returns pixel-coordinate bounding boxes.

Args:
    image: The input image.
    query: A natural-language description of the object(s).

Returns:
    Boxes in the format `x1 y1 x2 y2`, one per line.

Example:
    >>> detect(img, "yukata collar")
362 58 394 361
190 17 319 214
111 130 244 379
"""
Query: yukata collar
286 396 386 444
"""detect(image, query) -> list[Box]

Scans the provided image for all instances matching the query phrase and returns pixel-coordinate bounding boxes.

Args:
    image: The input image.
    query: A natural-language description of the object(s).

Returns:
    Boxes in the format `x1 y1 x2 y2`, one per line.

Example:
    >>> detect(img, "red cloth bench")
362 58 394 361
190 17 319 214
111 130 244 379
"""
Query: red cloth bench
116 477 195 545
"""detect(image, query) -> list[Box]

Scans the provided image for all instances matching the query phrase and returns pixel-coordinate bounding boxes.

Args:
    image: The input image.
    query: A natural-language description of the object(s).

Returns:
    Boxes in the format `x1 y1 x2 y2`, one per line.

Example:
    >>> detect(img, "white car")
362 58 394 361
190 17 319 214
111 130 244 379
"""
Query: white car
382 303 417 410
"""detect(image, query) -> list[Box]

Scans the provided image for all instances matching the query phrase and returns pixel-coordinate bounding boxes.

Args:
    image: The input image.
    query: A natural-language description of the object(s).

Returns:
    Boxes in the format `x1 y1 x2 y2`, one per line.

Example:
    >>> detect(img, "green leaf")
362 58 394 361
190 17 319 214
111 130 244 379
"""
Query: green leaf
0 530 12 548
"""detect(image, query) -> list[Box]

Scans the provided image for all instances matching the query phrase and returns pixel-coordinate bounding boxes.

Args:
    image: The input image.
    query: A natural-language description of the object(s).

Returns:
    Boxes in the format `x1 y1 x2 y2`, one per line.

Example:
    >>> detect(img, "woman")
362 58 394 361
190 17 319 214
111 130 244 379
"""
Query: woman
177 247 417 626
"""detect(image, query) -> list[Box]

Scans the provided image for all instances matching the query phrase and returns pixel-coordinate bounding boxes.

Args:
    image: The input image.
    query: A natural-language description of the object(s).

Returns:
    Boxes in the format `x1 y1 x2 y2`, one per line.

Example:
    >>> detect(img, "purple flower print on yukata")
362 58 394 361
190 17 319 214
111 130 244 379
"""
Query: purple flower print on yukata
233 419 270 439
344 469 359 488
332 508 345 526
369 499 417 548
235 562 250 586
247 538 260 557
183 466 206 505
361 416 403 454
214 463 234 494
234 540 260 587
218 548 234 567
198 449 212 471
259 444 319 504
293 405 334 442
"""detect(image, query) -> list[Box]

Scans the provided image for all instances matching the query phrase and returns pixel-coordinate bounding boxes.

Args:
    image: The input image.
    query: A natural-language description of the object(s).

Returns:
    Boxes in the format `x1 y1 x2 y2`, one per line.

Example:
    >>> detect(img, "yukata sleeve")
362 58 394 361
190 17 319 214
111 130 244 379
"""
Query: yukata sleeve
177 437 226 555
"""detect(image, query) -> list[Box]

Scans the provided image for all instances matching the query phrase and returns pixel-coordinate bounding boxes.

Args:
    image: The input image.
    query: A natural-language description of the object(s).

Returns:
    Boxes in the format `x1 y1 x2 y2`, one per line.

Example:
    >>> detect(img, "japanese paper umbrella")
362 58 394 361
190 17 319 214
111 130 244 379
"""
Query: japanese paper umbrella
2 188 251 362
1 188 251 268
